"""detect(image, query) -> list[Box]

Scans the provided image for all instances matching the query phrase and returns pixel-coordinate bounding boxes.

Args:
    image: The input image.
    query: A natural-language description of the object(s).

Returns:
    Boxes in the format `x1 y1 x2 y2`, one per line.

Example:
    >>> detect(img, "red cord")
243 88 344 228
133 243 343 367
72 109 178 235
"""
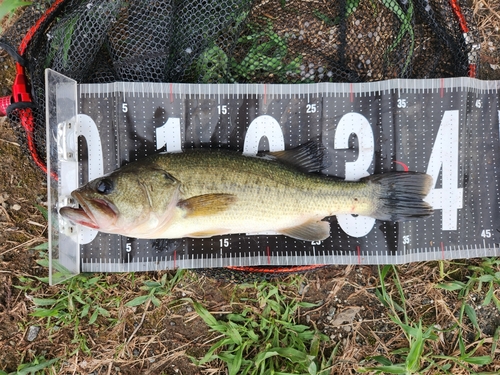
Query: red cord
13 0 67 180
18 0 67 56
19 108 58 180
226 265 325 274
449 0 476 78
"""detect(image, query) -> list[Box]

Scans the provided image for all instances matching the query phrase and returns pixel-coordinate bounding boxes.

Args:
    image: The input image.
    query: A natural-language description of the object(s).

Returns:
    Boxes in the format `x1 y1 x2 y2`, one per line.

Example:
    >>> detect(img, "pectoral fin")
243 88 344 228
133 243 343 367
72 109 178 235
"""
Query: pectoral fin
178 194 237 218
279 220 331 241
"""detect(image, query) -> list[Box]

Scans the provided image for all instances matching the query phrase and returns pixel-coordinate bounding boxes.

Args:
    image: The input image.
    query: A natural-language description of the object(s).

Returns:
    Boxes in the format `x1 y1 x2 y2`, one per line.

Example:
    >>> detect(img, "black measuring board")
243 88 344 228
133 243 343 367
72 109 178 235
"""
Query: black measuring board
54 78 500 273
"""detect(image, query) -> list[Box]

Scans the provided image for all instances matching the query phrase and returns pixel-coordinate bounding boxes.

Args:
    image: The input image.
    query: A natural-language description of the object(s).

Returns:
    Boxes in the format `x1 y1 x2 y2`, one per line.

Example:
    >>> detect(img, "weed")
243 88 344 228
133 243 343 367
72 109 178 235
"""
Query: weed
231 20 302 82
358 265 496 374
0 0 31 33
381 0 415 76
125 269 186 308
0 355 59 375
22 273 120 354
187 278 329 375
191 44 229 83
437 258 500 311
313 0 360 26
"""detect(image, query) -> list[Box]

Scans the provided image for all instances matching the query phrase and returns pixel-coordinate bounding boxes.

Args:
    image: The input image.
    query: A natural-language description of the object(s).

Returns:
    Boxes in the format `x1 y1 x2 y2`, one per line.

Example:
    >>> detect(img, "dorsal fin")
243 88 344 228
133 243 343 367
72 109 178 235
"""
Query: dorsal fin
267 140 331 173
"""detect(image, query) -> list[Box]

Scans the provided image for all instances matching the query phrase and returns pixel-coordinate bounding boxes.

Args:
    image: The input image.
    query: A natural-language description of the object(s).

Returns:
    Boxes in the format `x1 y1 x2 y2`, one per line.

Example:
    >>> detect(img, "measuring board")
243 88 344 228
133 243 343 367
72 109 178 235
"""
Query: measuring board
45 70 500 284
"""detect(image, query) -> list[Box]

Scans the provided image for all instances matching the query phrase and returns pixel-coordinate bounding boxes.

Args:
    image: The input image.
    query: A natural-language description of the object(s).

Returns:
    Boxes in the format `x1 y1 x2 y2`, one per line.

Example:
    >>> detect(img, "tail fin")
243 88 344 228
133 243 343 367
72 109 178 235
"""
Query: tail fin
363 172 434 221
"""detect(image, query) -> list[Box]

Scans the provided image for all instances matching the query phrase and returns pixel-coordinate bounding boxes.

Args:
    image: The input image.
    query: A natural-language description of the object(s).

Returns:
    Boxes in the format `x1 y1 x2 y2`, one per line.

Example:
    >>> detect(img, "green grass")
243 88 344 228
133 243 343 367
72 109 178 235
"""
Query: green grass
436 258 500 311
0 356 58 375
231 20 302 83
0 0 31 33
188 278 331 375
125 269 186 308
18 273 119 354
358 264 497 375
7 240 500 374
6 260 500 374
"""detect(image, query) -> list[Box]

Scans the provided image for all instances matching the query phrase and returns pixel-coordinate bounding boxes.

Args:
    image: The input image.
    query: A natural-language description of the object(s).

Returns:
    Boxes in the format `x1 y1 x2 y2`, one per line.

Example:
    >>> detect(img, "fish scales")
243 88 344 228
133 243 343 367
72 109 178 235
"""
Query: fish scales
147 149 372 237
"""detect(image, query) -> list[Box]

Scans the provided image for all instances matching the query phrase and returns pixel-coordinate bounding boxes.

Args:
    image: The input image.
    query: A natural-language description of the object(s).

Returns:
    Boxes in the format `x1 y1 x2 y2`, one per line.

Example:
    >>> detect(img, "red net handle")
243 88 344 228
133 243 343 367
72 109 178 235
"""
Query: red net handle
6 0 67 179
0 96 11 116
449 0 476 78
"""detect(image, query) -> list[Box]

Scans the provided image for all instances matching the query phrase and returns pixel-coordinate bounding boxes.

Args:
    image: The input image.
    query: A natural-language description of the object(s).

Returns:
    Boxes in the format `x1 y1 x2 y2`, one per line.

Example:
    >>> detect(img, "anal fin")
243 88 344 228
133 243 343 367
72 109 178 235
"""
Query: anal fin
178 193 236 218
279 220 330 241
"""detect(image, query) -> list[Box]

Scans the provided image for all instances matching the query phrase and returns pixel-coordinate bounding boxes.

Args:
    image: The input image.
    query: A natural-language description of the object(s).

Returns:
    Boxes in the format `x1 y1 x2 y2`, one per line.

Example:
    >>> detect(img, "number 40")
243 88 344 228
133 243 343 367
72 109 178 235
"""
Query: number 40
424 110 463 231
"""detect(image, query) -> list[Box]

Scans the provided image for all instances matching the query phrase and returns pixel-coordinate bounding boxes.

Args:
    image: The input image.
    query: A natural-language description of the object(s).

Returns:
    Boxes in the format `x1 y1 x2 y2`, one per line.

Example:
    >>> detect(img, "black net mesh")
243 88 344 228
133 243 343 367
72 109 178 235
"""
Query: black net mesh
0 0 478 174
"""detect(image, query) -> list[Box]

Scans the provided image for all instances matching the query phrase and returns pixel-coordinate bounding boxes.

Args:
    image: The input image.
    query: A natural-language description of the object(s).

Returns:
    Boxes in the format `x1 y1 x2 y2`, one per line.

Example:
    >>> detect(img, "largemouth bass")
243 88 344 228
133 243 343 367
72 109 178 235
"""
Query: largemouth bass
59 142 433 241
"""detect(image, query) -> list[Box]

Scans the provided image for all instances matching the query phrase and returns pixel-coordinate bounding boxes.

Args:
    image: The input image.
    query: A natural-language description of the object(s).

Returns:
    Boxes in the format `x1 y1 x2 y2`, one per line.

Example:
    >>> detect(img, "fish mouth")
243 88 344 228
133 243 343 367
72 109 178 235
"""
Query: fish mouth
59 191 117 229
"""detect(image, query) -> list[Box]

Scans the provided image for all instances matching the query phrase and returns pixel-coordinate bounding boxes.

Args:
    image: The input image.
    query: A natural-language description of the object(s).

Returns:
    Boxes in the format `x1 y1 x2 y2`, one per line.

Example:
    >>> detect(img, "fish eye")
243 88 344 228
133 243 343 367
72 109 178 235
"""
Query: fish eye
96 179 114 195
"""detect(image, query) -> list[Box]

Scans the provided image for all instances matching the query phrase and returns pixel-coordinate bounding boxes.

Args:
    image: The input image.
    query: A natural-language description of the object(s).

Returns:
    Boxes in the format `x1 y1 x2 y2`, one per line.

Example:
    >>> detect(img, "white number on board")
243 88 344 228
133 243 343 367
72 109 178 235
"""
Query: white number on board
424 110 463 231
334 112 376 238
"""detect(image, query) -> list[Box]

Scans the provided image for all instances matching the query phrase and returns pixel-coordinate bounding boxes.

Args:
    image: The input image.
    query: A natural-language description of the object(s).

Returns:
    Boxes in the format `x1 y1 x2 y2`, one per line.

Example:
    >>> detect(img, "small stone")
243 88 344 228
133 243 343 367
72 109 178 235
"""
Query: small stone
26 326 40 342
12 204 21 211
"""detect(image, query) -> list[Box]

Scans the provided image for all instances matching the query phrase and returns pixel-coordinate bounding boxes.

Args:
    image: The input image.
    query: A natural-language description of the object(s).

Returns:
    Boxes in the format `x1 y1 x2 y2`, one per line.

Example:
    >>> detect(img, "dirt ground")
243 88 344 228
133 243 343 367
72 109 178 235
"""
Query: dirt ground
1 1 500 374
